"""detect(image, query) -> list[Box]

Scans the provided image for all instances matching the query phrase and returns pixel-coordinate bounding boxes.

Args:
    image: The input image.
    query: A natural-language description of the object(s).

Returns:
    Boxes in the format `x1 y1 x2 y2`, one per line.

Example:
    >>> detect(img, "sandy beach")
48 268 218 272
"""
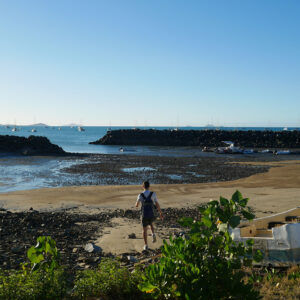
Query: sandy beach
0 160 299 216
0 160 299 259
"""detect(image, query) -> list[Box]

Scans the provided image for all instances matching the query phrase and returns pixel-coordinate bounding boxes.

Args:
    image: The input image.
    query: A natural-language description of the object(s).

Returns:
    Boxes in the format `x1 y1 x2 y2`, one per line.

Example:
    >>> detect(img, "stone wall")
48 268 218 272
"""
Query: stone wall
90 129 300 148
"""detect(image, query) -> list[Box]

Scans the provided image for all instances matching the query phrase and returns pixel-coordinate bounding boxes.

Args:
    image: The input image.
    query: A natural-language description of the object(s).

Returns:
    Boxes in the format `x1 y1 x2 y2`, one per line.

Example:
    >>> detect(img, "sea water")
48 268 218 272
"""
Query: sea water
0 126 297 192
0 125 297 154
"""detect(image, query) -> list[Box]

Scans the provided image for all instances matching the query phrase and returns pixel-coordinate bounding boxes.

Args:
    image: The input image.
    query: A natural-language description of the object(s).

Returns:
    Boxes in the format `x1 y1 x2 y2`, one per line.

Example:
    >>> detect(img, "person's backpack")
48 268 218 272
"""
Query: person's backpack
141 192 155 219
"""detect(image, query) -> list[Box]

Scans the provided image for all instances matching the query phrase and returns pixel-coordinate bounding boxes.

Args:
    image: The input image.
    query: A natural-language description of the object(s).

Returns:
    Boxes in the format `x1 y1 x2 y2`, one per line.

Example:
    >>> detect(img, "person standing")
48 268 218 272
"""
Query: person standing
135 181 163 251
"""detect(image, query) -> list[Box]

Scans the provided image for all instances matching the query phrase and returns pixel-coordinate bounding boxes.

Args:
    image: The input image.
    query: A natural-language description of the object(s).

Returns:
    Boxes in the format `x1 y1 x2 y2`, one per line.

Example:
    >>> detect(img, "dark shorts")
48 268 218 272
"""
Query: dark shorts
142 218 155 227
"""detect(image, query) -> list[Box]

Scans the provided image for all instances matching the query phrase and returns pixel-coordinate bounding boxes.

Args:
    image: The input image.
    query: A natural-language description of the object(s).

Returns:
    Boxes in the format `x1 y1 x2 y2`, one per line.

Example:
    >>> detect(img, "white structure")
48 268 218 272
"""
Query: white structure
216 141 243 154
231 207 300 265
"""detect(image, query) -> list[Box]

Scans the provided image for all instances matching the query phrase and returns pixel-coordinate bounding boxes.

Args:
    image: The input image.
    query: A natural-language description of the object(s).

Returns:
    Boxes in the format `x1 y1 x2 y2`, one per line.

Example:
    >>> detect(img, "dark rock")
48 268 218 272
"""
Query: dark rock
90 129 300 148
11 247 23 254
0 135 66 156
128 233 136 239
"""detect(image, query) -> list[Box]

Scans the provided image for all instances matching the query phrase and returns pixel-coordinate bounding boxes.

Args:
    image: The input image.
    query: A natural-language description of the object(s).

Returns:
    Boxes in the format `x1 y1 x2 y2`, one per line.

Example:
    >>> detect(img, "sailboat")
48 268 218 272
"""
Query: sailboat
11 119 18 132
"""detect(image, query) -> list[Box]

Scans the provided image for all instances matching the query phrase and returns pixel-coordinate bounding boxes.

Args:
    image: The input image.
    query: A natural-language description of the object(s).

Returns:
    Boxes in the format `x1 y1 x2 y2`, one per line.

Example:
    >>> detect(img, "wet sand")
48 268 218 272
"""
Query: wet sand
0 160 299 217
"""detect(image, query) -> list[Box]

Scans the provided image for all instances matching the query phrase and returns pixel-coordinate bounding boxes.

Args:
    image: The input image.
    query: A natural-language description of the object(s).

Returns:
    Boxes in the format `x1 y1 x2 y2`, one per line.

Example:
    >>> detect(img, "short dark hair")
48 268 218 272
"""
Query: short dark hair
143 181 150 189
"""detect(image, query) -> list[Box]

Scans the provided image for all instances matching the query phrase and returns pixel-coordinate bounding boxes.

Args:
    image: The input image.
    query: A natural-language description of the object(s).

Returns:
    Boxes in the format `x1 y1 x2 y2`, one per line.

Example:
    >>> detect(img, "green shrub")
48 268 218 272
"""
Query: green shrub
0 236 67 299
138 190 263 299
27 236 59 273
72 258 144 299
0 267 67 300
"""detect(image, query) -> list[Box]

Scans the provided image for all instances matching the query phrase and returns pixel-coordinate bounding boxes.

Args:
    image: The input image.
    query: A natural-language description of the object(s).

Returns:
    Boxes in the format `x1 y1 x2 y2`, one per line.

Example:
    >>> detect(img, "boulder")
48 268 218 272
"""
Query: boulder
0 135 66 155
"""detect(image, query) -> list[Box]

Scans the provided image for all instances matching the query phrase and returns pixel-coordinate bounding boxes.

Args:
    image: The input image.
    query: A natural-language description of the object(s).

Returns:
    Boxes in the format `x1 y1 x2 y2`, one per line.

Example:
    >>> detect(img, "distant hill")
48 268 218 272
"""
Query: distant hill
29 123 48 127
64 123 81 126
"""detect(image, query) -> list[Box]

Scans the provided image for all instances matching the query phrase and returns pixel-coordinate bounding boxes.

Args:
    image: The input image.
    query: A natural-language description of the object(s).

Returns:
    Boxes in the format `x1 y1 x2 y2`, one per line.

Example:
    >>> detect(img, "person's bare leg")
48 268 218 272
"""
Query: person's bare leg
150 224 155 235
150 223 156 243
143 226 148 245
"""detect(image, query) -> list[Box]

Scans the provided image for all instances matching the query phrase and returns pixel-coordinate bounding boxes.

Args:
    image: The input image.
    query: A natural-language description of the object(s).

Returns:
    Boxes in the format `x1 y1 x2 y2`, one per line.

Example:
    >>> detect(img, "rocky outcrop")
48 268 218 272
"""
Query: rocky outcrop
90 129 300 148
0 135 66 155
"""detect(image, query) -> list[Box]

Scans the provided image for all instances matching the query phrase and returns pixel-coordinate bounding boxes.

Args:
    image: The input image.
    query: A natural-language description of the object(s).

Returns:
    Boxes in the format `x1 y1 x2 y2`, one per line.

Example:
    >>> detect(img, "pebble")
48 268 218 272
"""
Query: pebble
128 233 136 239
127 255 138 263
84 243 102 253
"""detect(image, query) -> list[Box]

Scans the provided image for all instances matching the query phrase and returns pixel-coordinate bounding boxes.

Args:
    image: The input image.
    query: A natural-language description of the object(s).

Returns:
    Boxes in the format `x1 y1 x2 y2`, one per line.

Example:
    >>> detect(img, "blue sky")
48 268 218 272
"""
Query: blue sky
0 0 299 126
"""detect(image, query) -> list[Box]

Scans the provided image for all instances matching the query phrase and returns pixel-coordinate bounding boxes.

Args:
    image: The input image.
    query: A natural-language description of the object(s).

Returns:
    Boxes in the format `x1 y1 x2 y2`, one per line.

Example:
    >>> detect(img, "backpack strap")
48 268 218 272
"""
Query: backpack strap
147 192 153 200
141 192 153 202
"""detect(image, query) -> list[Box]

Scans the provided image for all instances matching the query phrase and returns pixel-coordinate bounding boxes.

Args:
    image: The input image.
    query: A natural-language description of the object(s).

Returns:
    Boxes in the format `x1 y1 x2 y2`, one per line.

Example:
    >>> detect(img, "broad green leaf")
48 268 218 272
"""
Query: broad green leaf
229 215 241 228
30 253 44 264
138 282 157 292
27 246 36 259
208 200 219 207
202 216 212 228
242 210 255 220
232 190 243 203
37 236 46 244
239 198 249 207
220 196 229 206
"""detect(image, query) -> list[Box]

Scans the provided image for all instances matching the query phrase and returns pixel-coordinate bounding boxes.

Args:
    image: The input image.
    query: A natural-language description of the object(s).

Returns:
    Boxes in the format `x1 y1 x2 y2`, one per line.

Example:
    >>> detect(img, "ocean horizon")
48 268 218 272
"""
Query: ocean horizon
0 125 298 154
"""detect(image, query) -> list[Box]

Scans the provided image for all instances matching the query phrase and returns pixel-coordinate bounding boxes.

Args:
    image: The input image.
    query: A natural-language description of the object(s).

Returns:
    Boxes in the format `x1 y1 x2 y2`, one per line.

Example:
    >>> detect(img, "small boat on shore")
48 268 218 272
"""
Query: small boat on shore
275 150 291 155
202 146 214 152
261 149 273 153
243 149 255 154
231 207 300 265
216 141 243 154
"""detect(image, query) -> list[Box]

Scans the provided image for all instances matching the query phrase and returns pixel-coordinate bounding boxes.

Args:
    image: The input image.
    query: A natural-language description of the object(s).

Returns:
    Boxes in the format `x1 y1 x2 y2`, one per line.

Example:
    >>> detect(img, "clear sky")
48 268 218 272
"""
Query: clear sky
0 0 299 127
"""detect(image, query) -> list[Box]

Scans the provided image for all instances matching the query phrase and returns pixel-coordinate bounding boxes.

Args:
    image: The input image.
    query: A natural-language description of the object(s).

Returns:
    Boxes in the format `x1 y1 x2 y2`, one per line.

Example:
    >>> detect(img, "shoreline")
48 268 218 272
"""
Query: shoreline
0 160 299 216
0 152 280 193
1 160 300 270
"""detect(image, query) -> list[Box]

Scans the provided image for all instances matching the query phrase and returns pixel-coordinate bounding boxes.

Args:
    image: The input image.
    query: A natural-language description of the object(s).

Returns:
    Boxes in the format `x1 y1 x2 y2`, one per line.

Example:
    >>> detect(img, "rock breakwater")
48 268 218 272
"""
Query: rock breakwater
90 129 300 148
0 135 66 155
